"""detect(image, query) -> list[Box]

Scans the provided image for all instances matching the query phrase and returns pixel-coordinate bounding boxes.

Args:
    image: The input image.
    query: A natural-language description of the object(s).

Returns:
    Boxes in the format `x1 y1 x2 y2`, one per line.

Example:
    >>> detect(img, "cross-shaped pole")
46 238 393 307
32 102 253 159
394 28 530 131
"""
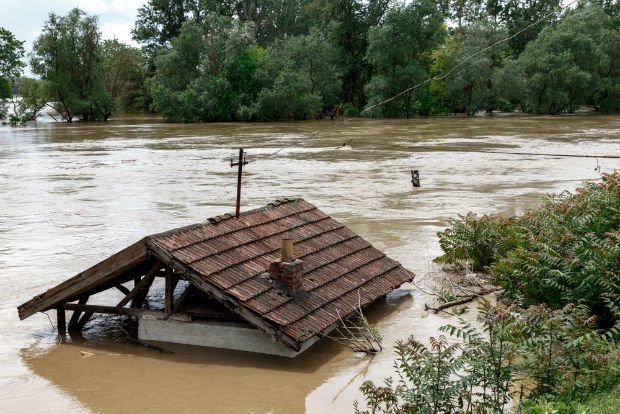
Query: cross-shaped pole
230 147 248 218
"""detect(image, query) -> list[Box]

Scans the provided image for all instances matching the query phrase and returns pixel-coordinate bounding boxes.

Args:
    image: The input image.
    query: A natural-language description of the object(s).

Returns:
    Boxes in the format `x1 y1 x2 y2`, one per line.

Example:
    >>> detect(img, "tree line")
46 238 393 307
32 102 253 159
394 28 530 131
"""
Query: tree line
1 0 619 123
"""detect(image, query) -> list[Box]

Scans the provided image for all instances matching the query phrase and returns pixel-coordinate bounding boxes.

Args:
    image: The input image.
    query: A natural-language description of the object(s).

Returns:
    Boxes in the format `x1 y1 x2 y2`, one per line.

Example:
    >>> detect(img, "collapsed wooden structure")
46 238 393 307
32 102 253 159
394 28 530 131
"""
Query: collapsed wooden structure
18 199 414 356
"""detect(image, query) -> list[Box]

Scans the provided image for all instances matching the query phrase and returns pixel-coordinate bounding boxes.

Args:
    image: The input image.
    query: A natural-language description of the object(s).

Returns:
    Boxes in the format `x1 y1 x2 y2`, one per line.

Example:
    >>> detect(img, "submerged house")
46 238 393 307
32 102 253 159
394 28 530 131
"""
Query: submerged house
18 199 414 357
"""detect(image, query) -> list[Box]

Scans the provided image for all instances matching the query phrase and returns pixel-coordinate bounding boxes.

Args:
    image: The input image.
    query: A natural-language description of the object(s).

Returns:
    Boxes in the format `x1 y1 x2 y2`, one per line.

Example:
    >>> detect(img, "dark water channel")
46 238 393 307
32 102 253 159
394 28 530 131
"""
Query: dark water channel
1 115 619 413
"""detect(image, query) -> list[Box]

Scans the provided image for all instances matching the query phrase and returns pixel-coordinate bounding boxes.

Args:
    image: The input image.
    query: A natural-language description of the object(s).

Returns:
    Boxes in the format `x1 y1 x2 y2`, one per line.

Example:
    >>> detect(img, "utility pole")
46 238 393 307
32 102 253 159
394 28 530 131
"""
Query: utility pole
230 148 248 218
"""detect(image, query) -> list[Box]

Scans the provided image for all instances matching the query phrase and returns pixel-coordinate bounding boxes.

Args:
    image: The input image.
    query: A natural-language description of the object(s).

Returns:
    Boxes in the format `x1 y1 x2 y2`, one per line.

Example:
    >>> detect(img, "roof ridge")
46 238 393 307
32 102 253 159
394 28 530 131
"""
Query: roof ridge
150 198 307 240
206 197 304 225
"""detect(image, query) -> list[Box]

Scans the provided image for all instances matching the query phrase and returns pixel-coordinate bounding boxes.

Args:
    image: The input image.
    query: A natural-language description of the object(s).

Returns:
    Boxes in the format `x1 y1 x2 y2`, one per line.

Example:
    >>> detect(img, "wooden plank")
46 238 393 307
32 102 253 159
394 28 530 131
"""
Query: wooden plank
68 296 89 331
18 238 148 320
116 261 160 309
56 308 66 334
146 238 301 351
61 303 149 317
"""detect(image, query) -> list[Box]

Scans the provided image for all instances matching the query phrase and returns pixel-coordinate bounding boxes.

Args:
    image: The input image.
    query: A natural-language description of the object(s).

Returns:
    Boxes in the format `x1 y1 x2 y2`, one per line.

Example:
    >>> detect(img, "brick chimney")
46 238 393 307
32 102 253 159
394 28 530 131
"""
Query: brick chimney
269 239 304 295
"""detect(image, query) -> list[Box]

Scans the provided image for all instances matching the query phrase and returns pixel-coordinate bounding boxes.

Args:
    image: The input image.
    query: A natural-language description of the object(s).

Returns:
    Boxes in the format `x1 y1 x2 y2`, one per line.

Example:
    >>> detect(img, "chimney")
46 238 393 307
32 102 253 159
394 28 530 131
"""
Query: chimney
269 239 304 296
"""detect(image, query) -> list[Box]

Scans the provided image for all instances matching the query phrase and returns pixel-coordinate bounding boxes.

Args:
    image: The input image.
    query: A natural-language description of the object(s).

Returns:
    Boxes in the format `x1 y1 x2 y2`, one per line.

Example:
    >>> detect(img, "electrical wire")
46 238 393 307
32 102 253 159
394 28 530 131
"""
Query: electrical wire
243 0 617 164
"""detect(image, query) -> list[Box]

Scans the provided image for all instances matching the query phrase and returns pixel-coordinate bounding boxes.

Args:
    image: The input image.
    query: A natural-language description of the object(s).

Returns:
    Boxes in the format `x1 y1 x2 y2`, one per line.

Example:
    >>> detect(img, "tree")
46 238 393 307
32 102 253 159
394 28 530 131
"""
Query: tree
15 78 50 121
365 0 446 117
0 28 25 81
305 0 394 110
0 28 25 120
102 40 149 113
432 22 508 115
0 77 10 99
501 0 562 54
516 4 617 113
248 27 341 120
31 8 114 122
149 17 264 121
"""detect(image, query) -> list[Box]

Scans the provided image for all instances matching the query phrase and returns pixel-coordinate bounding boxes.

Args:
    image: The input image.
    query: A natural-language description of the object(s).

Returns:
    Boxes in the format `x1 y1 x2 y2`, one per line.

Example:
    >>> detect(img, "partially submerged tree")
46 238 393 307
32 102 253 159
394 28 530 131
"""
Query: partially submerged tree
0 27 25 120
31 8 114 122
102 40 149 113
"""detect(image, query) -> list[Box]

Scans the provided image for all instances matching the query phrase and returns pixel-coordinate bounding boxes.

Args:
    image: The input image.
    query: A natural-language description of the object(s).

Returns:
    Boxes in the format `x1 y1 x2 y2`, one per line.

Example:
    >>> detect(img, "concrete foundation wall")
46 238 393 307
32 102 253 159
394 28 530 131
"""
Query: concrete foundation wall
138 315 317 358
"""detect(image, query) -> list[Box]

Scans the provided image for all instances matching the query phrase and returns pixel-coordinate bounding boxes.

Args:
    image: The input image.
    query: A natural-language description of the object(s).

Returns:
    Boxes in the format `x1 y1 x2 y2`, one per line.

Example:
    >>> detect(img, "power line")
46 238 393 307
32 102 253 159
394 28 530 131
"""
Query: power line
435 149 620 159
245 0 620 162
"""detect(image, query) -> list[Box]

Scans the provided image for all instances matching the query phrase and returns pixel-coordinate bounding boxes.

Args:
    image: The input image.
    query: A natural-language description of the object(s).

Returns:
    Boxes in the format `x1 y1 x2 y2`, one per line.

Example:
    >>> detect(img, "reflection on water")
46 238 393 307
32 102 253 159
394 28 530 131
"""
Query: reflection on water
1 115 619 413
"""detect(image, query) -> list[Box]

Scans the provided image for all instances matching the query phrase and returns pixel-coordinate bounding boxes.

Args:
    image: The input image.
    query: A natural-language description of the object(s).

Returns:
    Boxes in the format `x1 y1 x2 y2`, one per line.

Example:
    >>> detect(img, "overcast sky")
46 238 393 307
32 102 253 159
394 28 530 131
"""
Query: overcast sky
0 0 144 58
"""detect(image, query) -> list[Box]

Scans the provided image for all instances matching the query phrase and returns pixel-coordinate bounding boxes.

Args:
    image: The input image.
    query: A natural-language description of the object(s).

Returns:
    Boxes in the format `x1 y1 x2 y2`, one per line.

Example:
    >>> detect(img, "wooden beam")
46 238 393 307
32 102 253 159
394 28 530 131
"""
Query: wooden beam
75 311 94 331
146 238 301 351
61 303 149 317
115 284 131 295
68 296 89 331
57 308 66 334
116 261 160 309
18 238 148 320
61 260 158 304
164 267 178 319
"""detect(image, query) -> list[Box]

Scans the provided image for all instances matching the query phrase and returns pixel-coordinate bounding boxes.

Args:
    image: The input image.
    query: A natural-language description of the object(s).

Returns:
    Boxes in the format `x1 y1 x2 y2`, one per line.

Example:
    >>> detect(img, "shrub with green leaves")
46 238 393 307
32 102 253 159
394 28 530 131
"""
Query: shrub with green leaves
435 173 620 327
355 301 519 414
355 302 620 414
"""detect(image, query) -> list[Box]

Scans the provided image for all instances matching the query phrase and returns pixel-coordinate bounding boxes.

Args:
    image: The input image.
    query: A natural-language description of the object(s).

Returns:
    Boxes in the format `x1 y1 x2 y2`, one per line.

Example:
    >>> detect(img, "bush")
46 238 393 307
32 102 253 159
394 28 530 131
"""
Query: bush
435 173 620 328
355 302 620 414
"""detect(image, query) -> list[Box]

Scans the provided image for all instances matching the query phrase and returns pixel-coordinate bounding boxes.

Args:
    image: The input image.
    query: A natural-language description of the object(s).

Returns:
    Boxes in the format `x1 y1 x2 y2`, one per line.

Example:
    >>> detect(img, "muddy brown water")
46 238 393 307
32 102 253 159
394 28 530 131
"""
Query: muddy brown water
1 115 619 413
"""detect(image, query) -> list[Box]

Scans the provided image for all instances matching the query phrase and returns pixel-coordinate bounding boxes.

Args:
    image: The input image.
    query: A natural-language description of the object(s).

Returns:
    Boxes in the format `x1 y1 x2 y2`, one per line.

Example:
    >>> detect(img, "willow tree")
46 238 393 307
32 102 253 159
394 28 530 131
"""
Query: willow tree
31 8 114 122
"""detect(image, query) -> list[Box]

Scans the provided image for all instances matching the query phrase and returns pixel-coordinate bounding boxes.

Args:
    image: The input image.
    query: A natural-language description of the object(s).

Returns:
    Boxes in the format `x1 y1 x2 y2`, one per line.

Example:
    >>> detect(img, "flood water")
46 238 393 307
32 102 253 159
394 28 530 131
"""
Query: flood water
1 115 619 413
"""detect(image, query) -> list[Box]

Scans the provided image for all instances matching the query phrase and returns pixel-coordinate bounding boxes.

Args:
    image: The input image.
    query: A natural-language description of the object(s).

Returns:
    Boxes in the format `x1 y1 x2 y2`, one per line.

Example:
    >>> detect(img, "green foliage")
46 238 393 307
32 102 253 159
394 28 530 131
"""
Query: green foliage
0 27 25 80
355 302 519 414
365 0 446 117
436 172 620 328
129 0 620 119
30 8 114 122
355 301 620 413
435 213 516 271
579 382 620 414
432 22 508 115
101 40 149 113
15 78 51 121
513 4 619 114
149 17 263 122
0 77 10 99
248 28 341 120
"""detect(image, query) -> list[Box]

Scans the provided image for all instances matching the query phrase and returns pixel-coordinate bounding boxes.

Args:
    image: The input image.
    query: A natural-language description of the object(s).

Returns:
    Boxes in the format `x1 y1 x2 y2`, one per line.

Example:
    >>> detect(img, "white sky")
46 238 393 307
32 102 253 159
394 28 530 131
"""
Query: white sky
0 0 144 59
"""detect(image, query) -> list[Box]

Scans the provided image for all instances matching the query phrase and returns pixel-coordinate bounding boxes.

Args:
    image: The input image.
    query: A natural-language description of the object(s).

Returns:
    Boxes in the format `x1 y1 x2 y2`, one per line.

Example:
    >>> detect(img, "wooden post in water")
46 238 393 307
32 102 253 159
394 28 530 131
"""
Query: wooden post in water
57 308 66 334
411 170 421 187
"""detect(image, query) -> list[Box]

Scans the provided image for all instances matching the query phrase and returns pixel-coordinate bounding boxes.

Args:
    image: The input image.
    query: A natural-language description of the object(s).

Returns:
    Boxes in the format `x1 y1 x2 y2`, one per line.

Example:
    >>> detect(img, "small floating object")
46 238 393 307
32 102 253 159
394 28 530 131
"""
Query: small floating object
411 169 420 187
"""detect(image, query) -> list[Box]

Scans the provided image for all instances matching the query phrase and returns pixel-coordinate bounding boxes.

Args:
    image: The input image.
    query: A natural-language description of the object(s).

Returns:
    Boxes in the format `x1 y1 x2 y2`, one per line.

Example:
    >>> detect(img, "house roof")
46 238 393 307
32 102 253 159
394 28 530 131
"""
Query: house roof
18 199 414 350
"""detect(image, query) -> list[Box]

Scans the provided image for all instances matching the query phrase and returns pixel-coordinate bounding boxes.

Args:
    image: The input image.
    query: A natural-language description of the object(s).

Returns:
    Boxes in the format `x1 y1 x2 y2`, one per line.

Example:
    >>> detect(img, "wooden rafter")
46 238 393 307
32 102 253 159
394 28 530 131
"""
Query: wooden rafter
61 303 148 317
18 238 148 320
116 261 161 309
68 296 89 331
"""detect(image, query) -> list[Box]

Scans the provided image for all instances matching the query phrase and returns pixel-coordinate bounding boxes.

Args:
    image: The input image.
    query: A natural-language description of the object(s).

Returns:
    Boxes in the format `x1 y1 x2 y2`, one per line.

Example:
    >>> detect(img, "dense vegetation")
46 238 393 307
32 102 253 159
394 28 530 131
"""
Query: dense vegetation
1 0 620 122
357 173 620 413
